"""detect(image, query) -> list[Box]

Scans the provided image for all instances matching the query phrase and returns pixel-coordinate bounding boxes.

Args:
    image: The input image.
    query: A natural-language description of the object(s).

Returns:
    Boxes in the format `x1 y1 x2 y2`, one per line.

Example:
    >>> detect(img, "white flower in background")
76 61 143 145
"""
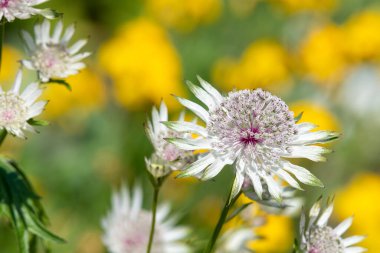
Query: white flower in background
145 101 195 178
21 19 90 82
0 69 46 138
165 77 339 200
101 184 191 253
216 228 256 253
0 0 55 22
299 199 366 253
340 66 380 125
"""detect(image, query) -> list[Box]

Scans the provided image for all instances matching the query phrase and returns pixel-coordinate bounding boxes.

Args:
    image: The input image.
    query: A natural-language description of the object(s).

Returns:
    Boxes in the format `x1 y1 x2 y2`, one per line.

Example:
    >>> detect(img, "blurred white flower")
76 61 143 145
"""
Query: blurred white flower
21 19 90 82
165 77 338 200
145 101 195 178
340 66 380 125
300 199 366 253
0 69 46 138
0 0 55 22
216 228 256 253
101 184 191 253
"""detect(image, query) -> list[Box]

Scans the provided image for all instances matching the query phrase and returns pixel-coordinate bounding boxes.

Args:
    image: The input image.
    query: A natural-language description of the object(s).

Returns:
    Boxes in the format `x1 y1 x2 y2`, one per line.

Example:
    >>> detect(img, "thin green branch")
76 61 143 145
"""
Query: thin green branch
146 186 160 253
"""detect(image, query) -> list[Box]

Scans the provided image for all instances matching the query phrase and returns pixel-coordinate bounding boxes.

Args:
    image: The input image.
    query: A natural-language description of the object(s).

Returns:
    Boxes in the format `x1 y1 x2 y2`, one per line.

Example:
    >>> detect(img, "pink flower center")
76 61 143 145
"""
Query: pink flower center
308 248 319 253
239 127 263 146
1 110 15 122
0 0 10 8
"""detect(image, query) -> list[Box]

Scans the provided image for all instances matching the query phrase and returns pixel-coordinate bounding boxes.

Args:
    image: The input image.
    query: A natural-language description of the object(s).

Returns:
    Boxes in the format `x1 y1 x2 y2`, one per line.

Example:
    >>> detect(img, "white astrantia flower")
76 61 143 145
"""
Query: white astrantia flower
21 19 90 82
299 199 366 253
101 184 191 253
0 69 47 138
145 101 195 178
0 0 55 22
165 77 339 200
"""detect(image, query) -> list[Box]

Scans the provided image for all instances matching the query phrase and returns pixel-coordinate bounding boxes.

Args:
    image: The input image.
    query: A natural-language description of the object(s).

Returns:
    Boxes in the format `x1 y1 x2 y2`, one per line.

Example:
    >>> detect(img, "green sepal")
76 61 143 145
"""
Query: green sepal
294 112 303 123
47 79 72 91
27 119 50 127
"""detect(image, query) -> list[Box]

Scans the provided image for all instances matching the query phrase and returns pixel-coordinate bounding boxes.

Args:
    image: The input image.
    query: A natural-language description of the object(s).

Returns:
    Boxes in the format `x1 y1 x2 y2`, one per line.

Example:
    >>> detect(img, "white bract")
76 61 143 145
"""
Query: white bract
165 77 339 200
101 184 191 253
300 200 366 253
21 19 90 82
0 69 46 138
145 101 195 178
0 0 55 22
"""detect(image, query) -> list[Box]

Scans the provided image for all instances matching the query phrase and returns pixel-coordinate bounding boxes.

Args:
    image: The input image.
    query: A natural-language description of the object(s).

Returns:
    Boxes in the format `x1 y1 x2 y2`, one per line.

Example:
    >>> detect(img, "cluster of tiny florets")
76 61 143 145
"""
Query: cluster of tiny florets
0 93 28 129
31 44 70 80
307 226 344 253
207 89 296 161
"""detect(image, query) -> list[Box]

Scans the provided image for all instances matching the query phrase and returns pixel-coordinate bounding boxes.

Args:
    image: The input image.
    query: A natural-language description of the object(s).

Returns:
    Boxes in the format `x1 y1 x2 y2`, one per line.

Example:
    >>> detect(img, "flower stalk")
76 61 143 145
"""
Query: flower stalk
146 184 160 253
0 129 7 147
204 186 242 253
0 22 4 72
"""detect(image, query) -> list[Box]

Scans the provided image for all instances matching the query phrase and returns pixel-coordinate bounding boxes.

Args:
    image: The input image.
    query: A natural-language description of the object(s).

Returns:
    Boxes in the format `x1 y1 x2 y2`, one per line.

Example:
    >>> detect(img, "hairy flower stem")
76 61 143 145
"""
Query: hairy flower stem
146 185 160 253
0 130 7 147
204 187 242 253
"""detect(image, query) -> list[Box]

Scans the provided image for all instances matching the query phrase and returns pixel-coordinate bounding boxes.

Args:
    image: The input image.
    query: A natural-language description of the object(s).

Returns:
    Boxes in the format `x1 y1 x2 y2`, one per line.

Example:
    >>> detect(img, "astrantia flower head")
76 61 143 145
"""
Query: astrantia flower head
0 69 46 138
145 101 195 178
165 77 339 200
101 184 191 253
21 19 90 82
0 0 55 22
299 199 366 253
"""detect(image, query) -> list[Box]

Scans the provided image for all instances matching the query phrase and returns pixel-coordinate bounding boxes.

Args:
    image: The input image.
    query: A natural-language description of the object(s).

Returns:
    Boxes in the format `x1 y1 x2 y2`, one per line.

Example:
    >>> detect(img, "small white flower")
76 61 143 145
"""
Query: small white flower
21 19 90 82
0 69 46 138
145 101 195 177
0 0 55 22
165 77 339 200
101 184 191 253
300 199 366 253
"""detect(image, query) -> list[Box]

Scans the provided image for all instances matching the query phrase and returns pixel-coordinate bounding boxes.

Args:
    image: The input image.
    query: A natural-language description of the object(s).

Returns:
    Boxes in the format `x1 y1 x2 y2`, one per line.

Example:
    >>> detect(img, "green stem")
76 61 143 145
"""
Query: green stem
204 188 242 253
0 129 7 147
146 186 160 253
0 22 4 73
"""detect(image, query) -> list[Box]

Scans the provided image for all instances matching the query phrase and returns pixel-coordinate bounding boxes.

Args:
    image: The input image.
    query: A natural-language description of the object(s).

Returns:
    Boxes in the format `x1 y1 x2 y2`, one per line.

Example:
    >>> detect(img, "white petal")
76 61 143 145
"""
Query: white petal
21 31 36 51
291 131 340 145
282 162 323 187
186 80 216 110
317 203 333 226
230 171 244 201
62 24 75 43
197 76 223 104
334 217 353 236
345 246 367 253
52 20 63 43
180 153 215 177
247 170 263 199
201 159 225 180
162 121 208 137
12 69 23 94
166 137 212 150
343 236 366 247
68 39 87 54
159 100 168 121
263 175 282 201
275 168 303 190
175 96 209 123
284 146 331 162
296 122 318 133
129 185 142 219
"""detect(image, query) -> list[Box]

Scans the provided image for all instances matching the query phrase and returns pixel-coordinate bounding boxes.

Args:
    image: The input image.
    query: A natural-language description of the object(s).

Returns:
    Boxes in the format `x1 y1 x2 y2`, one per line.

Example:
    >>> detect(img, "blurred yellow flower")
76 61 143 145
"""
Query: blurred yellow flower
212 40 292 93
290 101 340 131
146 0 222 32
335 172 380 252
228 0 258 17
0 45 23 84
98 18 185 110
343 10 380 61
299 24 347 85
42 68 106 119
270 0 337 13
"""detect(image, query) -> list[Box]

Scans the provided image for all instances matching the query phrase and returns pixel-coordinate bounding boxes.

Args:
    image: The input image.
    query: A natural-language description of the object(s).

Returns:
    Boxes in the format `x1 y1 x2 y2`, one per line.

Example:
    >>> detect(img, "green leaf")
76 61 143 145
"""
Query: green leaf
27 119 50 127
23 207 65 244
47 79 72 91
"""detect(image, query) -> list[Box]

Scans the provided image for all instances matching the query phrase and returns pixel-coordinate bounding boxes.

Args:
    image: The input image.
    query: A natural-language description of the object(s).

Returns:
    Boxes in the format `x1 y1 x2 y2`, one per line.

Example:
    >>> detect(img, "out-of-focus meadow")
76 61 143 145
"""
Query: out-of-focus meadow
1 0 380 252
